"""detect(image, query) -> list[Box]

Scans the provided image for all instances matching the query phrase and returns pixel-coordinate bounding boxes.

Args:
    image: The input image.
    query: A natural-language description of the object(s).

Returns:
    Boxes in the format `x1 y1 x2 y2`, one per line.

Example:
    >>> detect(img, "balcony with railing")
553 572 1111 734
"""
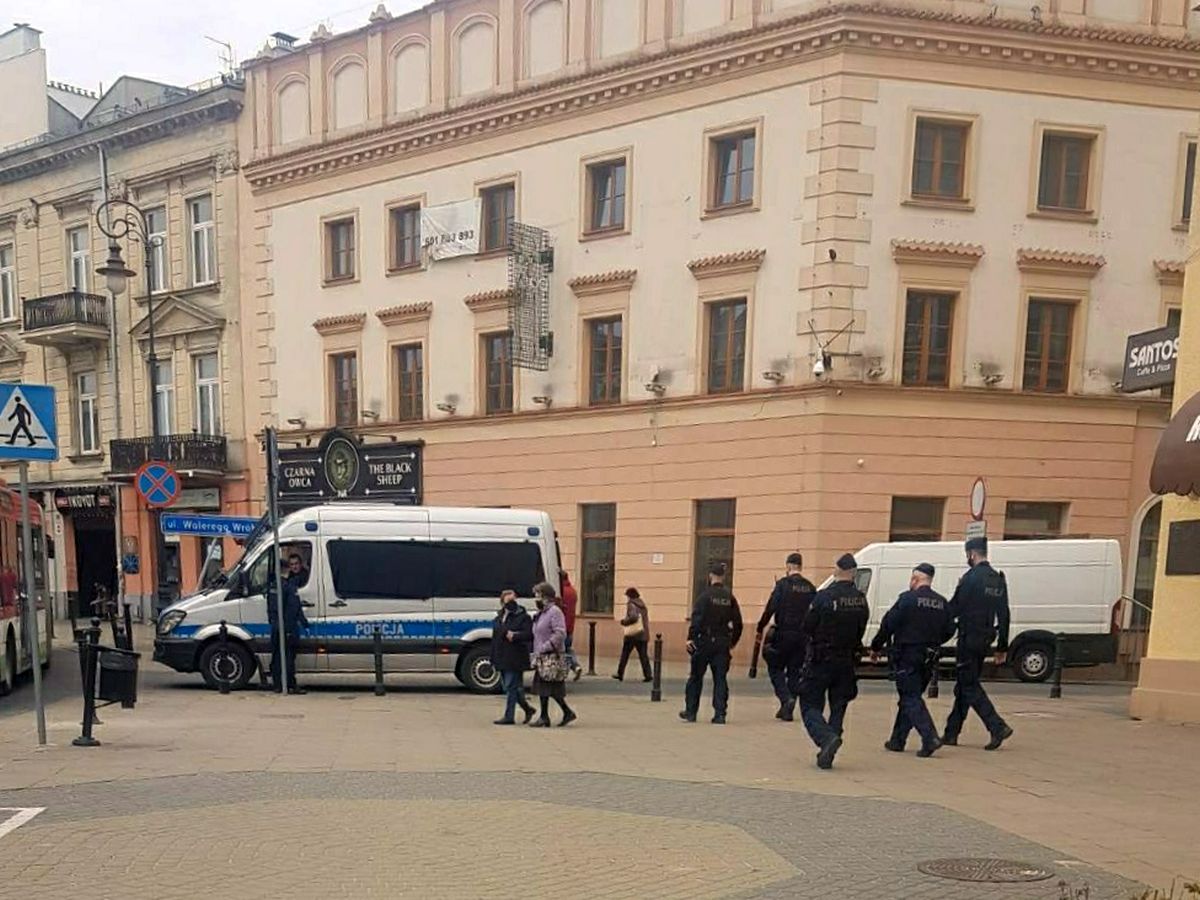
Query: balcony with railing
21 291 110 348
109 434 228 477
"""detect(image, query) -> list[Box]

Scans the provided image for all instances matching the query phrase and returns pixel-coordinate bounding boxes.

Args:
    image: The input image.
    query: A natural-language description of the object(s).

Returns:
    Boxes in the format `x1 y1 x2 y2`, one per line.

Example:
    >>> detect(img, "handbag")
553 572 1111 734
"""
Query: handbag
535 652 569 682
622 619 644 639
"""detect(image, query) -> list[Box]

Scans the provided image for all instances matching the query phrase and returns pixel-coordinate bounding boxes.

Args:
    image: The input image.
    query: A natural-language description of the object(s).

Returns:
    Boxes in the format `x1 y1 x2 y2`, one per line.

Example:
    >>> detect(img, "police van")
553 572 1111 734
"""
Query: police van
826 540 1122 682
153 504 560 692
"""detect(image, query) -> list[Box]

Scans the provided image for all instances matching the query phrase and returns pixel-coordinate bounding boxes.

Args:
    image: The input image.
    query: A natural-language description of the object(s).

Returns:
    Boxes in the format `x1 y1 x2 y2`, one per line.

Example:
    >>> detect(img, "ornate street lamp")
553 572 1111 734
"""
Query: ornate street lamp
95 199 172 614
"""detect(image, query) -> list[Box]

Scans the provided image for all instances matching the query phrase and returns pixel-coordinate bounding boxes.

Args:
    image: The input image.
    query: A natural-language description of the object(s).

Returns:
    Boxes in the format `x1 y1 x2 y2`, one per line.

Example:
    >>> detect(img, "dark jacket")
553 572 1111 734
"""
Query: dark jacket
621 596 650 640
870 585 955 653
803 579 869 661
949 561 1011 652
266 578 309 635
689 584 743 648
491 600 534 672
757 573 816 634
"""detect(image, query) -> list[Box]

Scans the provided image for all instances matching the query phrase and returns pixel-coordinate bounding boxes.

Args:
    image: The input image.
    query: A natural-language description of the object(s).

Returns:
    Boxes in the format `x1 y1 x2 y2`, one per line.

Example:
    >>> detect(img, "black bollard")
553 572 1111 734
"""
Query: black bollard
72 619 102 747
123 601 135 652
928 650 940 699
1049 633 1065 699
587 621 597 676
651 633 663 702
218 620 231 695
373 626 385 696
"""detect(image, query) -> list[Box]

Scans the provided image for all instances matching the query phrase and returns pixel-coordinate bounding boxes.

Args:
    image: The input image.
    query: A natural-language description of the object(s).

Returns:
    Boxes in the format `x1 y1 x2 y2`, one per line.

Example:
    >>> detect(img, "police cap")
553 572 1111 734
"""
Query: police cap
964 537 988 554
913 562 936 578
785 552 803 567
835 553 857 571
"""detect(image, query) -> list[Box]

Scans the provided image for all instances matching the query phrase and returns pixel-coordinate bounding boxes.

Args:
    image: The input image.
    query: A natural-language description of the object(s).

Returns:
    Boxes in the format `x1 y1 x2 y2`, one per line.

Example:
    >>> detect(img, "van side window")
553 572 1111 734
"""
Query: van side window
328 541 434 599
245 552 273 595
436 541 544 597
854 568 873 595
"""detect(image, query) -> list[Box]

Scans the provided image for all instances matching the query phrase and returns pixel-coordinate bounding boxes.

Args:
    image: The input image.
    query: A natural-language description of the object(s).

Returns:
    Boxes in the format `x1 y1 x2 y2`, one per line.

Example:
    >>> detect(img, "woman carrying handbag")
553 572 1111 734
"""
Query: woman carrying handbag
614 587 653 682
530 582 577 727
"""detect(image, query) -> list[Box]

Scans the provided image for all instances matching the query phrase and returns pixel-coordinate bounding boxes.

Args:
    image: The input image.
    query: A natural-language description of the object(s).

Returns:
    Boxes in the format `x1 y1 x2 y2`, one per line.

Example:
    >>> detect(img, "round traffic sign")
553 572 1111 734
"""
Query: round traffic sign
135 461 182 509
969 477 987 521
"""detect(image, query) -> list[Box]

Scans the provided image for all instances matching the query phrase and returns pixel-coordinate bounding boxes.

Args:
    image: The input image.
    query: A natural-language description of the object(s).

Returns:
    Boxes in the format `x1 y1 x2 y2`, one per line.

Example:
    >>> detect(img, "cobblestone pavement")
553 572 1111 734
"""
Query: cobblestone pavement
0 771 1139 899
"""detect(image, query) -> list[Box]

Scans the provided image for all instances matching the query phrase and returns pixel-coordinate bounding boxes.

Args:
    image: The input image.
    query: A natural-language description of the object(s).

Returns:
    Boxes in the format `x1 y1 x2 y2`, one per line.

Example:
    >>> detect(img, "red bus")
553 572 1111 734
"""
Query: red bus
0 481 49 695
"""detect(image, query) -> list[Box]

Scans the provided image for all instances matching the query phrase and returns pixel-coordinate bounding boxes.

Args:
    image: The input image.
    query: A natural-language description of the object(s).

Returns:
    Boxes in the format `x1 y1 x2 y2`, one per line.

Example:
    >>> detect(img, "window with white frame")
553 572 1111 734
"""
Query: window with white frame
0 243 15 321
77 371 100 454
153 358 175 434
68 226 89 291
188 195 216 286
145 206 167 294
194 353 221 435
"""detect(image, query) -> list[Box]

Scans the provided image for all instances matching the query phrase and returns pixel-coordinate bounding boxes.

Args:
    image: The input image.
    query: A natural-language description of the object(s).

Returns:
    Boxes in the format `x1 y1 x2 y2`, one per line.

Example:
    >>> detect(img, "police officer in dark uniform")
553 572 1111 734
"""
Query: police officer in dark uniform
943 537 1014 750
680 562 743 725
267 559 310 694
870 562 955 757
799 553 869 769
756 552 816 722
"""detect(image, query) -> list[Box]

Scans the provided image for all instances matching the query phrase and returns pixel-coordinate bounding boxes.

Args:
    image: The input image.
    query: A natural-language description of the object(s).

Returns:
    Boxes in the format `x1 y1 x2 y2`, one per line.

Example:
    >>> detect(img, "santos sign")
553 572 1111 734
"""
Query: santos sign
1121 324 1179 393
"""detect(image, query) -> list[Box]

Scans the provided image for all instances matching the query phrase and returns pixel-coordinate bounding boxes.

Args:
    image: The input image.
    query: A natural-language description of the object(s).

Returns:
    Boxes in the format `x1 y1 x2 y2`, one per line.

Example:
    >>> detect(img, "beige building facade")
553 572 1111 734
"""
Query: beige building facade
238 0 1199 653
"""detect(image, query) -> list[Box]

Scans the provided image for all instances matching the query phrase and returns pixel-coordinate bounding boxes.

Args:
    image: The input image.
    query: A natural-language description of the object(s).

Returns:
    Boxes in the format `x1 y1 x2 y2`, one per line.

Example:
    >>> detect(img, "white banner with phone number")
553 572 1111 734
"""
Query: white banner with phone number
421 198 481 260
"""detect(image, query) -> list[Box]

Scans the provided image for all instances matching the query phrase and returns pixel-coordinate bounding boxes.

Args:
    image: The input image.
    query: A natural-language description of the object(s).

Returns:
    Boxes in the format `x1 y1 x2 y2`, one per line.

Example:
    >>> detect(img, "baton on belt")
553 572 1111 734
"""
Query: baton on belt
748 631 763 679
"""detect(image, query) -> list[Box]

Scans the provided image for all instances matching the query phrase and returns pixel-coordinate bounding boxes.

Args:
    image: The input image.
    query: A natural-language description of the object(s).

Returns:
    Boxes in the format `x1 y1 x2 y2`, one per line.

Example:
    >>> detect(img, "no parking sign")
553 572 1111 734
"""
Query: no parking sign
135 461 181 508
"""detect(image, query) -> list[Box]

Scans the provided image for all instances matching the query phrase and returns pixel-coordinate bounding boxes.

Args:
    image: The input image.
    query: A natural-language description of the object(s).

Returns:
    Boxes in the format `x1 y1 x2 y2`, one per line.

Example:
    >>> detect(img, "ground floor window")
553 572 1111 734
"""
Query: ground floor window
580 503 616 614
889 497 945 542
693 499 736 598
1003 501 1067 540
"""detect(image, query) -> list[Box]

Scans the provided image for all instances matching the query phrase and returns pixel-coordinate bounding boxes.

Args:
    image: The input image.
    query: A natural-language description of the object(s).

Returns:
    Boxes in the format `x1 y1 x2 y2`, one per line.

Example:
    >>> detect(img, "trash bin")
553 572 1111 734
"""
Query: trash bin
97 647 140 708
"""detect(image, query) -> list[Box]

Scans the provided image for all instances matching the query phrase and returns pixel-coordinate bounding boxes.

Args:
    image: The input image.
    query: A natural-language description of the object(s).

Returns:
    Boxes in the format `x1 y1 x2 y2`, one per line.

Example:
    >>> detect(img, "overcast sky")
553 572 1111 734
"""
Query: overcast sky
8 0 426 92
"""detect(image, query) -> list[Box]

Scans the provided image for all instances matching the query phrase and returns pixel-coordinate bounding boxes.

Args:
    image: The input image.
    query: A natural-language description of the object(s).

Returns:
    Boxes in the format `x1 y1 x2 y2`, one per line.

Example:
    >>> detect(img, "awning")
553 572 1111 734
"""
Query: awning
1150 390 1200 496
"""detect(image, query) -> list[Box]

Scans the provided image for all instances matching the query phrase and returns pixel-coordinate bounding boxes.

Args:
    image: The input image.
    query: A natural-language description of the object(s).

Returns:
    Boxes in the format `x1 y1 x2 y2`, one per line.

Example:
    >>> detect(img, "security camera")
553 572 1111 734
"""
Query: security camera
812 356 826 378
644 382 666 397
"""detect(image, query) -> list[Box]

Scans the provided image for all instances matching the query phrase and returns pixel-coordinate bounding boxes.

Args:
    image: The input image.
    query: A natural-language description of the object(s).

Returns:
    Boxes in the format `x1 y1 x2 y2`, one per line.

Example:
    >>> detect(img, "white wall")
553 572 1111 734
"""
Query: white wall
0 46 48 149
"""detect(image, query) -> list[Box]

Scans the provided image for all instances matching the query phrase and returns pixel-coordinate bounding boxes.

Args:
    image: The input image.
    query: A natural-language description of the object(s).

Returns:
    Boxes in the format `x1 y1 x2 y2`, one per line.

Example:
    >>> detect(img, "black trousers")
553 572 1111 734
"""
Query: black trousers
889 646 939 749
617 637 651 679
269 627 299 689
684 639 731 716
944 646 1006 739
765 631 807 704
799 657 858 748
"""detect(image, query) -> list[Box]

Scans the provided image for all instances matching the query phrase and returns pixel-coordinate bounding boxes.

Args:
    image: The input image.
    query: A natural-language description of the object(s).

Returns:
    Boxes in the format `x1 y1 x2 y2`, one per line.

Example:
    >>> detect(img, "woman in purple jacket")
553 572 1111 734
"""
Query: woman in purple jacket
529 582 577 727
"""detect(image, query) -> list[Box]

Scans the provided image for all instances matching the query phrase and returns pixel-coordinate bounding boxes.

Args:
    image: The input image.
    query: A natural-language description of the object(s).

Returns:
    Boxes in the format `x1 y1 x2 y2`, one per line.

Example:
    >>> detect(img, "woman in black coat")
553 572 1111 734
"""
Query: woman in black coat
491 589 535 724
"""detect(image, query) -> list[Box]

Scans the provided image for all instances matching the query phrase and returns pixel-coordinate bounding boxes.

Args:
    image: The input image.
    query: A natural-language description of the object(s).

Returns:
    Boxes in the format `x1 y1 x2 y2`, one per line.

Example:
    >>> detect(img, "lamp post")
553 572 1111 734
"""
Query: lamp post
95 199 171 616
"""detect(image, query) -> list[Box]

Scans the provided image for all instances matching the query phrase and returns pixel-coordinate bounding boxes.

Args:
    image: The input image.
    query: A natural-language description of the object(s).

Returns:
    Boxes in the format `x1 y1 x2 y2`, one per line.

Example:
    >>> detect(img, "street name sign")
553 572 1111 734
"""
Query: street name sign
160 514 260 538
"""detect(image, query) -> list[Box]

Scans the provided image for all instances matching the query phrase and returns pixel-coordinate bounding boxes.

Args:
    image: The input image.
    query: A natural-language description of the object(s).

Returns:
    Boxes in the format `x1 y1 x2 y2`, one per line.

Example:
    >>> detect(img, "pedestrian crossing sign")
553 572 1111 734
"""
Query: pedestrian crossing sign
0 383 58 462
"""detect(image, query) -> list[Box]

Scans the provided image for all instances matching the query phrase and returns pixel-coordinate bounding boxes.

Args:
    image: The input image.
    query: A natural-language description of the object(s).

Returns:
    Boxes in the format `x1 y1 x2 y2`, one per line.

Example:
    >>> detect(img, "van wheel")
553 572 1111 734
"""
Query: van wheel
198 640 255 691
459 645 502 694
1013 644 1053 683
0 630 15 696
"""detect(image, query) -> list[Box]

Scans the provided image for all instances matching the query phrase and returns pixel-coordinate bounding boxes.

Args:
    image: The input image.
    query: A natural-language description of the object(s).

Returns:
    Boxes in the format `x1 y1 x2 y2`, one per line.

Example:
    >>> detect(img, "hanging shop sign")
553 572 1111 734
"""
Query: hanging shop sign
53 486 114 514
276 429 423 509
1121 324 1179 393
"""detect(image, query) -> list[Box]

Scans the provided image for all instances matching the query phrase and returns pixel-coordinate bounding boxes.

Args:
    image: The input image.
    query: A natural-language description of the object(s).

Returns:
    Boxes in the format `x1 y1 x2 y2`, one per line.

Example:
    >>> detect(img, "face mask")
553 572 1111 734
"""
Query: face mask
535 598 545 610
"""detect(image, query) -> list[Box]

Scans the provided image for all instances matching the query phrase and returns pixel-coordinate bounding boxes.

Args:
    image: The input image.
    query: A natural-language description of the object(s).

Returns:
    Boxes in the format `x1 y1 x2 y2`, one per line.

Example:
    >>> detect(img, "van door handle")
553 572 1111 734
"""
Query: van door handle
329 600 348 608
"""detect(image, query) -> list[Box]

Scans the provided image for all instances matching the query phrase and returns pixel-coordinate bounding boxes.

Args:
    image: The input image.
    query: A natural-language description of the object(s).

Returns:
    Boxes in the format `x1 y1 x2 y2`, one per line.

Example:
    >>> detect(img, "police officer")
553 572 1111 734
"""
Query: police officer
870 563 955 757
756 552 816 721
799 554 869 769
943 537 1014 750
680 562 743 725
267 559 310 694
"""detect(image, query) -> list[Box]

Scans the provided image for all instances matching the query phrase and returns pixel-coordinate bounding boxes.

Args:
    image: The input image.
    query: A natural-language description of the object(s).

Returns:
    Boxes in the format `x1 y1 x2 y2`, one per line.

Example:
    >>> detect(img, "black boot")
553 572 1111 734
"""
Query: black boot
984 725 1014 751
816 735 843 769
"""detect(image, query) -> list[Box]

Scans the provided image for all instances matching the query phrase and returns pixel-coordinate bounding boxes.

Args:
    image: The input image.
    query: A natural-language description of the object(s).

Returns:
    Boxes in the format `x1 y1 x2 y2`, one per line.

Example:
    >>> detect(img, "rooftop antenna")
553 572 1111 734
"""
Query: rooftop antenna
205 36 236 74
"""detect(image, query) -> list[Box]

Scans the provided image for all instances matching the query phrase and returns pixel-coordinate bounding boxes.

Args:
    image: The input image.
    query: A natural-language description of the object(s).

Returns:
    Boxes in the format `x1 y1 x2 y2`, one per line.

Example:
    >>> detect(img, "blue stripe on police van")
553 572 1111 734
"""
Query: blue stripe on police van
169 617 493 641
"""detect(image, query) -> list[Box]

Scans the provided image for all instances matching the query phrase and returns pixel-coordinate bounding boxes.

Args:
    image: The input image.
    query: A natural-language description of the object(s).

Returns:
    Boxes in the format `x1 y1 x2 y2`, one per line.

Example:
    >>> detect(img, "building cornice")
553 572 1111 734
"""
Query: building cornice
313 312 367 335
376 301 433 325
568 269 637 297
464 288 513 313
1154 258 1186 286
1017 247 1106 276
688 249 766 279
891 239 985 268
244 3 1200 193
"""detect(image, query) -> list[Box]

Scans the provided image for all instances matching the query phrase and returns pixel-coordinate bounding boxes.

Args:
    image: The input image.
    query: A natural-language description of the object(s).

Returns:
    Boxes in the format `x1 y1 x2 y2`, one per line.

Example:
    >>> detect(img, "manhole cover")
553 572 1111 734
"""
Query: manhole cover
918 858 1055 883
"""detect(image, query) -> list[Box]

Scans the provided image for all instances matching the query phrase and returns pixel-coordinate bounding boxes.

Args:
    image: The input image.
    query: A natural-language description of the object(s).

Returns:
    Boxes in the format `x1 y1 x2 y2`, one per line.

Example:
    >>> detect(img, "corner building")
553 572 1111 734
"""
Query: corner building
240 0 1200 649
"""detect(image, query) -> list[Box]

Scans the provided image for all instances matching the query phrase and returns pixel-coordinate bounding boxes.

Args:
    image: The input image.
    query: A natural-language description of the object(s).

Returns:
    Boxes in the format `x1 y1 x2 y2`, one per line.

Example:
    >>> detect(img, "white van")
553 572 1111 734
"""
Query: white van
833 540 1121 682
153 504 560 692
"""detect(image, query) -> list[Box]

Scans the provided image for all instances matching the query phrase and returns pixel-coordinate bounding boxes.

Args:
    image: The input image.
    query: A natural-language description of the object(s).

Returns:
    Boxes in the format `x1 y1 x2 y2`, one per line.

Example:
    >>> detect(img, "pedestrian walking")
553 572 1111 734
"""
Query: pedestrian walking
680 562 743 725
530 582 577 727
755 552 816 721
870 562 955 757
614 587 652 682
491 589 536 725
267 559 309 694
943 537 1014 751
560 570 583 681
798 554 869 769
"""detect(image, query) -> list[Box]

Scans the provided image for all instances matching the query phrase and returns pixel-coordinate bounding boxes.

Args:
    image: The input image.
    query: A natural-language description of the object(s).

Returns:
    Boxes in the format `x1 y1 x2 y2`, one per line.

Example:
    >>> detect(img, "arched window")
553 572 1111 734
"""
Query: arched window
331 59 367 130
678 0 725 35
456 20 497 96
525 0 565 79
392 42 429 114
595 0 639 58
1132 500 1162 629
276 78 310 145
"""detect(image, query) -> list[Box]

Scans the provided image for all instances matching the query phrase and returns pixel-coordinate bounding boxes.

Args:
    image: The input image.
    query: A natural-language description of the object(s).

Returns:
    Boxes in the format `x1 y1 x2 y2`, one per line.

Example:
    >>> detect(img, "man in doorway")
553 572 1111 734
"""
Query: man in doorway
680 562 743 725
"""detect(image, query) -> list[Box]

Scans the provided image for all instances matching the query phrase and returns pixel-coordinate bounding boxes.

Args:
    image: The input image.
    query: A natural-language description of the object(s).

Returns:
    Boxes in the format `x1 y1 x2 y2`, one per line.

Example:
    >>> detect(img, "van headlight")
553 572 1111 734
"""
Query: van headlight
158 610 187 636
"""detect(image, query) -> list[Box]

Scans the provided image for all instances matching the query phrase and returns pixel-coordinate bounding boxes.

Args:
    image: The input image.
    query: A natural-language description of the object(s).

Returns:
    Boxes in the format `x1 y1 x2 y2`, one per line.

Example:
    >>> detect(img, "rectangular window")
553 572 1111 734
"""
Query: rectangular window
0 243 14 320
889 497 945 542
483 331 514 415
1023 299 1073 393
395 343 424 421
580 503 616 615
1003 501 1067 540
389 203 422 270
145 206 167 294
1037 133 1094 211
480 183 516 252
189 195 216 285
326 540 546 600
586 159 627 233
710 131 755 210
587 317 622 405
902 291 954 387
1163 307 1182 402
912 118 968 200
194 352 221 435
1182 141 1196 225
706 299 747 394
694 499 736 596
67 226 89 291
76 371 100 454
325 217 356 282
330 352 358 427
152 358 175 434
